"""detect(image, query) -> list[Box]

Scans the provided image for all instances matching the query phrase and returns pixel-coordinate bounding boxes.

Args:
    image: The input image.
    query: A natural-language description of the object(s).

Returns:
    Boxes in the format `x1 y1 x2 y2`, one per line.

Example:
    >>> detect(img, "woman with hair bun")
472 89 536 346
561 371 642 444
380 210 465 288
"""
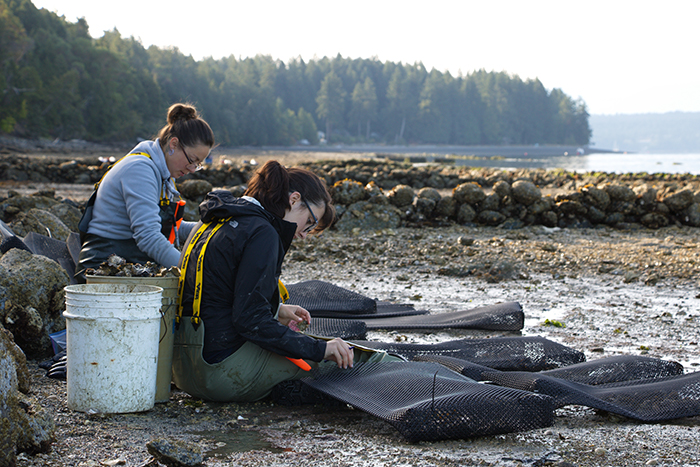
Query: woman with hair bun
75 103 215 280
172 160 398 402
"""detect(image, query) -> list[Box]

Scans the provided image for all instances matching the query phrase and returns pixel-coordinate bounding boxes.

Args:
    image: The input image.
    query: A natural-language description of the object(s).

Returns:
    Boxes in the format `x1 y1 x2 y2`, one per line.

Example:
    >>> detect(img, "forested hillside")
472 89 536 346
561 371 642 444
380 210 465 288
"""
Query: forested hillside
0 0 591 147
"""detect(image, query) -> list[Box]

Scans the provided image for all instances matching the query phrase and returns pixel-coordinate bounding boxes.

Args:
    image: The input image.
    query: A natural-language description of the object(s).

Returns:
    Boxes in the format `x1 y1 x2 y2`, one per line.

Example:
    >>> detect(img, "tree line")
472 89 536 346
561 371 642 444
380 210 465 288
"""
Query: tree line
0 0 591 147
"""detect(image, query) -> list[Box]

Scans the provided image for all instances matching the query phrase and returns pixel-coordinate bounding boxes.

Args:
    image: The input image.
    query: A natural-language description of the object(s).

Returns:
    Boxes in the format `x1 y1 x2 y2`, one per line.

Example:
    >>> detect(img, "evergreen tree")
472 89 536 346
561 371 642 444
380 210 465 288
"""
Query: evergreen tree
315 71 346 141
349 77 378 140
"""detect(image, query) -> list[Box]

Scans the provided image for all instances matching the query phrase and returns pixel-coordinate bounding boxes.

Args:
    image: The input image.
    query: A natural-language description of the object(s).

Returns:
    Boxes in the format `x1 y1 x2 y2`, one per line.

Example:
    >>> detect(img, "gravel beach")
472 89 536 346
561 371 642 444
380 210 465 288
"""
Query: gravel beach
5 146 700 467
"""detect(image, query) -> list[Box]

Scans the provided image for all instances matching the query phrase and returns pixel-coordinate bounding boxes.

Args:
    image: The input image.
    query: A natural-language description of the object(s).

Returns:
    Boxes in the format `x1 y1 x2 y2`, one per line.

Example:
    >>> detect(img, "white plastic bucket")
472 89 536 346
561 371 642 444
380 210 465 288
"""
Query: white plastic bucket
86 275 179 403
64 284 163 413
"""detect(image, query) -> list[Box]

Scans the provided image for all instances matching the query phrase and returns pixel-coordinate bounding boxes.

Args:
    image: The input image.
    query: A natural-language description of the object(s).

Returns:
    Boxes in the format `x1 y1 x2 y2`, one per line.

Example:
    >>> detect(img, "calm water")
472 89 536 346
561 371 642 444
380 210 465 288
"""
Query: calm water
454 152 700 175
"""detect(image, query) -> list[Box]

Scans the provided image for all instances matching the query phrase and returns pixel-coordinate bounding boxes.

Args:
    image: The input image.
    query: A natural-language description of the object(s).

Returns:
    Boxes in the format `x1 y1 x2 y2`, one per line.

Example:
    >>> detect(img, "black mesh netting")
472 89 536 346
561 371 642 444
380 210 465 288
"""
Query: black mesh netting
286 280 377 315
306 318 367 340
286 280 524 331
414 354 700 422
350 336 585 371
362 302 523 332
286 280 426 318
301 361 556 442
22 232 78 283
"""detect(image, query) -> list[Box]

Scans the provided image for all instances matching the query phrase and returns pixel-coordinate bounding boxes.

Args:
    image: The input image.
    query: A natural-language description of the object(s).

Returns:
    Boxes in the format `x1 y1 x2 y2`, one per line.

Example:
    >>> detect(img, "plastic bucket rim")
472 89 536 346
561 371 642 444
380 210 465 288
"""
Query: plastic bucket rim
65 284 164 296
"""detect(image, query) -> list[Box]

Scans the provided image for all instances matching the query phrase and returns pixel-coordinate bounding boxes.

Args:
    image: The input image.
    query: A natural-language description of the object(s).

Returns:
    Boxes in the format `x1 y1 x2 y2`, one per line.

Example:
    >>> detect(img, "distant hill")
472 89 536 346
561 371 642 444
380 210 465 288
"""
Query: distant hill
589 112 700 154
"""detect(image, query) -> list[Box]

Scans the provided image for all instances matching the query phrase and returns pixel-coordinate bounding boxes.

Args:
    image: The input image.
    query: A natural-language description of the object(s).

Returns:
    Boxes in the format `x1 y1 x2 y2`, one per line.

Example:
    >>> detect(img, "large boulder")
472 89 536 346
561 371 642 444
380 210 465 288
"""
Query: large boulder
386 184 415 208
0 249 69 359
8 209 71 240
453 182 485 205
330 179 368 206
334 201 402 231
49 203 83 233
662 189 695 213
511 180 541 206
177 179 214 204
1 327 54 466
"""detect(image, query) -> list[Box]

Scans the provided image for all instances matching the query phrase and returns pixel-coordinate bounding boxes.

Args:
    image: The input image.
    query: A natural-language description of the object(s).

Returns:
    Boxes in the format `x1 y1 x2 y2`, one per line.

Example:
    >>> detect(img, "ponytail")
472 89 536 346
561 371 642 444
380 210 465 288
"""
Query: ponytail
244 160 335 231
244 161 291 218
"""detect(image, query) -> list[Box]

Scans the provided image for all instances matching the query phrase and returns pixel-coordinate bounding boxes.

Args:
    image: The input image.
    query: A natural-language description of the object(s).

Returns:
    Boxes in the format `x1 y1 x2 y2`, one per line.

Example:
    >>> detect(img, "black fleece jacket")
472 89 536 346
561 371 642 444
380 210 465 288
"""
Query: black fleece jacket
179 190 326 363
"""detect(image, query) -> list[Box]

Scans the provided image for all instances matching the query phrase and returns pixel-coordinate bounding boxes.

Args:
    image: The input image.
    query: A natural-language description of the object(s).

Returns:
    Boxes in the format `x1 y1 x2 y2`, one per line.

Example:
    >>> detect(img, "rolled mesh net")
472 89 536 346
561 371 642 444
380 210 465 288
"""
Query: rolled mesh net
286 280 379 316
287 280 523 330
350 336 585 371
415 354 700 422
362 302 524 332
302 361 556 442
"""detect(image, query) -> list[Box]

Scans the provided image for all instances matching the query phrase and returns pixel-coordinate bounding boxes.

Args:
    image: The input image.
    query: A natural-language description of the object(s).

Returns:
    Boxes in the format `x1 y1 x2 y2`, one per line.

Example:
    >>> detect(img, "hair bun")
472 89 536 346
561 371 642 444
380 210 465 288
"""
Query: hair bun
167 103 198 124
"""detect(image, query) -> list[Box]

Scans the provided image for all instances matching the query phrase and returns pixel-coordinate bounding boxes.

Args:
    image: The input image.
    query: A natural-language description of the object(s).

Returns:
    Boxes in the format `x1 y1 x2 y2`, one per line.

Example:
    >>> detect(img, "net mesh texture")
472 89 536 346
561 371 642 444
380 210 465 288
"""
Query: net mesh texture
414 354 700 422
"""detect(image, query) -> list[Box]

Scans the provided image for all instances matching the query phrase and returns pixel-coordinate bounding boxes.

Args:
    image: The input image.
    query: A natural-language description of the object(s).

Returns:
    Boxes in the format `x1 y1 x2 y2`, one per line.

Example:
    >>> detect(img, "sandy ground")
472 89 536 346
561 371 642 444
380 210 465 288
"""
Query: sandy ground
6 147 700 466
18 223 700 467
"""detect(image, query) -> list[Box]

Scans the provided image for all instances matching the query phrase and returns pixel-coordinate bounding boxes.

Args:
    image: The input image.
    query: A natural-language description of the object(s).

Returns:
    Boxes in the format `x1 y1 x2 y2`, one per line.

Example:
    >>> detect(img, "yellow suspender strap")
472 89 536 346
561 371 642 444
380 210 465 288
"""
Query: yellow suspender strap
278 280 289 303
176 218 231 329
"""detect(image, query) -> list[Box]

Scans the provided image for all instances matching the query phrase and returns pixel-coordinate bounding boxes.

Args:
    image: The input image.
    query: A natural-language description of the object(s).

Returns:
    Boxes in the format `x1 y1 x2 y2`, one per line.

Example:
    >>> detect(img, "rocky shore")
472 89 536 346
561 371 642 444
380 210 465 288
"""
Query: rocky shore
1 145 700 467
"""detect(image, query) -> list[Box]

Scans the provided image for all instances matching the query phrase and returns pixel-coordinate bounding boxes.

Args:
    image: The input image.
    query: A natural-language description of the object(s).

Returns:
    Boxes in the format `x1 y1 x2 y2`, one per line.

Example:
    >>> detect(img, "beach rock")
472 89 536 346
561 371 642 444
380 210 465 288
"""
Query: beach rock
682 203 700 227
8 208 71 240
177 179 213 204
334 201 402 231
586 206 607 224
493 180 511 199
146 438 203 467
605 212 626 226
483 260 527 282
662 189 695 213
434 196 457 218
634 185 657 210
477 210 506 226
386 185 415 208
453 182 486 205
581 185 610 210
364 181 387 203
641 212 670 229
49 203 82 233
604 184 636 202
479 193 500 212
527 198 552 216
511 180 541 206
0 327 54 467
0 249 69 359
456 204 477 224
413 197 437 218
556 200 587 216
0 194 58 216
417 187 441 202
540 211 558 227
330 179 368 206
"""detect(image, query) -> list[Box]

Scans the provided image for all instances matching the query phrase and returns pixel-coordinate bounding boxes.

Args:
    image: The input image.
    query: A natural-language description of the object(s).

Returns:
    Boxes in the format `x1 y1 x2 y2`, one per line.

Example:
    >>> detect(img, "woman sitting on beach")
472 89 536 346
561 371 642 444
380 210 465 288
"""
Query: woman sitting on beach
172 160 398 402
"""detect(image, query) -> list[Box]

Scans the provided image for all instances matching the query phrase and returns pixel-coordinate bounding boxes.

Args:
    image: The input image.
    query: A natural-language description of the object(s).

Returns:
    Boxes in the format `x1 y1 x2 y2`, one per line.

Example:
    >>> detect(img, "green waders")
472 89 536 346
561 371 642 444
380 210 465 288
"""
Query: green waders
172 321 400 402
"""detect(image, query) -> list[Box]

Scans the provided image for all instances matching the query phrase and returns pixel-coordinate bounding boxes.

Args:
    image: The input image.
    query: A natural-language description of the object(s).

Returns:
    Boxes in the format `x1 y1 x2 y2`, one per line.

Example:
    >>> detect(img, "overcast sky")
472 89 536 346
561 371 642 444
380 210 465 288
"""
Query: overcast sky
31 0 700 115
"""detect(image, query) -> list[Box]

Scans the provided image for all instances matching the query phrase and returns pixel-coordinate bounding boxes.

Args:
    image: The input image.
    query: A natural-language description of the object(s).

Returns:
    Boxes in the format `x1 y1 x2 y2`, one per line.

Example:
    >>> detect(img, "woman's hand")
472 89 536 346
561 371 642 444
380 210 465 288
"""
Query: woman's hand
278 304 311 327
324 338 354 369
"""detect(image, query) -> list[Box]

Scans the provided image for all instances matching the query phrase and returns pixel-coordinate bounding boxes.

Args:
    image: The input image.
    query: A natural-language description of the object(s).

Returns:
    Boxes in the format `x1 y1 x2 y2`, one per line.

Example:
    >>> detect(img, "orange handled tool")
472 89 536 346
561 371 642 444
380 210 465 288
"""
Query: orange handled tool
287 357 311 371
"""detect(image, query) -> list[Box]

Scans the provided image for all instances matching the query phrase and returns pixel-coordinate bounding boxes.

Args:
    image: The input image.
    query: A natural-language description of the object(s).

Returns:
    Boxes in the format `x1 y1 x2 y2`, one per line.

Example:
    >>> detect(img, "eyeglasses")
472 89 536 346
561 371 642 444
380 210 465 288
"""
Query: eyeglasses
302 198 319 233
181 145 203 171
